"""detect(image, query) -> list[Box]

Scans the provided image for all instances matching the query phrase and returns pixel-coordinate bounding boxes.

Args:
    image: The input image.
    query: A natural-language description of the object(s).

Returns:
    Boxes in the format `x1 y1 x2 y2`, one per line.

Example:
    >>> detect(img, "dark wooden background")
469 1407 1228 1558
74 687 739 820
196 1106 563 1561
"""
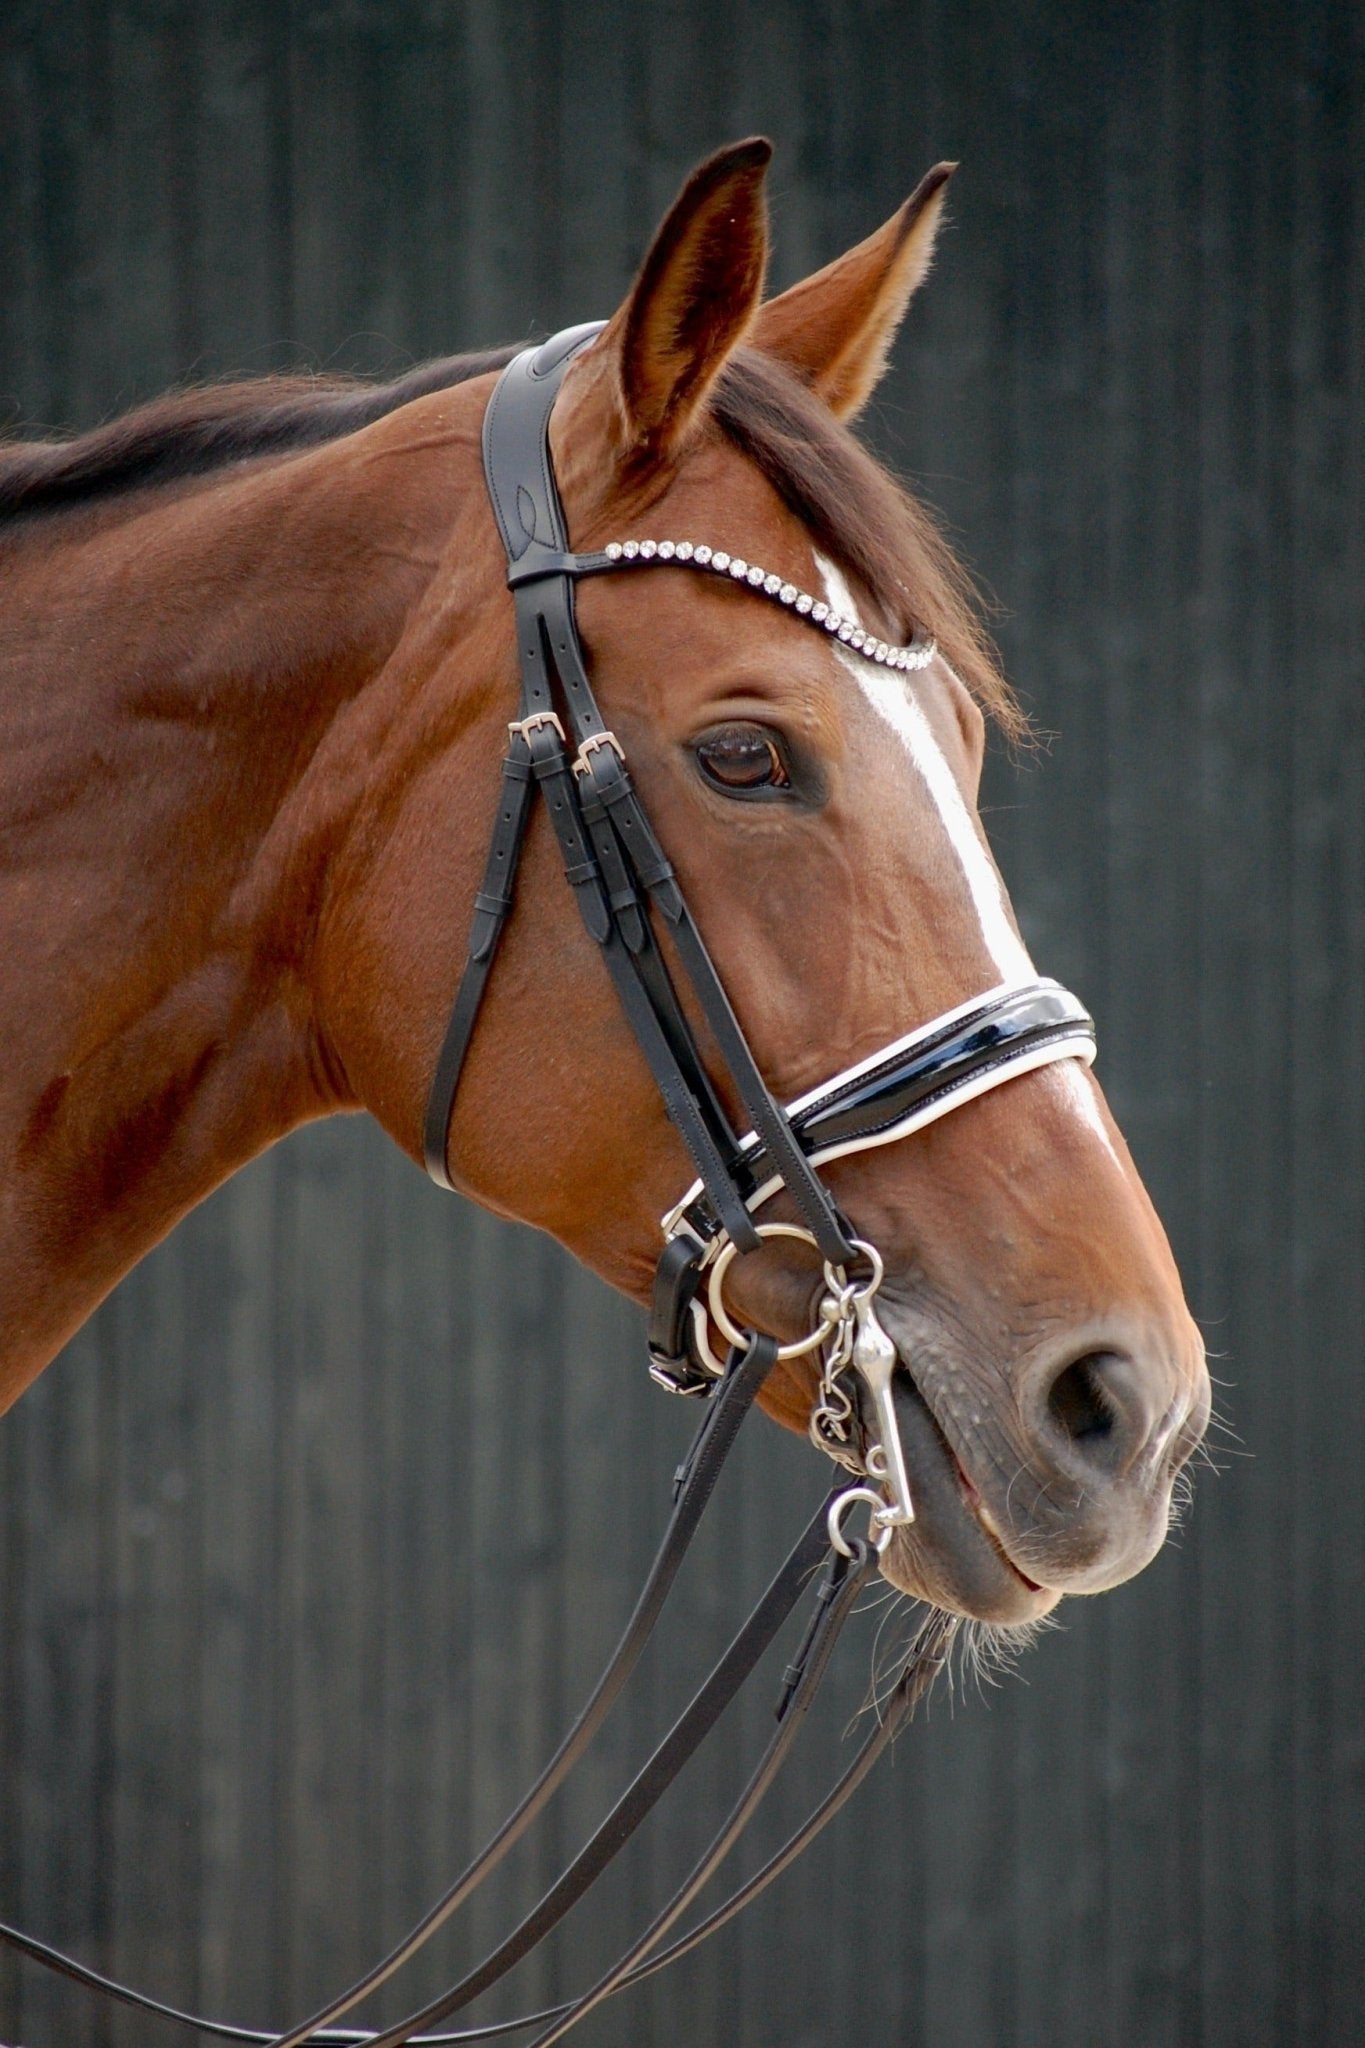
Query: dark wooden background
1 3 1361 2044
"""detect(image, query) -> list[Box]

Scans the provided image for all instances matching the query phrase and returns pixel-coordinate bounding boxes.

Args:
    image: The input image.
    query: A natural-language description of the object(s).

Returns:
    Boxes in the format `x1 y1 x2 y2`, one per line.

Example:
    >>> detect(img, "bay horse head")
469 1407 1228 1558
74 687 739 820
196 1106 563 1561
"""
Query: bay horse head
0 140 1209 1628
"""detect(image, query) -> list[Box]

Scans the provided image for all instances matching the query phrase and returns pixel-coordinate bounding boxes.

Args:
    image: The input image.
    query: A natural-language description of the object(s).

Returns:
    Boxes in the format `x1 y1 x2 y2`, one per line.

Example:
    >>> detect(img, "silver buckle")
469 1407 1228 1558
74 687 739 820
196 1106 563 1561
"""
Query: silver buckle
573 730 625 778
508 710 566 745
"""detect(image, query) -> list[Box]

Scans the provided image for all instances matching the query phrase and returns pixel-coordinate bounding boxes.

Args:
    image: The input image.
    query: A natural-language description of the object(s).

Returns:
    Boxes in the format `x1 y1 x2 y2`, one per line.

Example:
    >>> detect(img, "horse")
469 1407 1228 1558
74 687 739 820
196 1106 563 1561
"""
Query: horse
0 136 1209 1633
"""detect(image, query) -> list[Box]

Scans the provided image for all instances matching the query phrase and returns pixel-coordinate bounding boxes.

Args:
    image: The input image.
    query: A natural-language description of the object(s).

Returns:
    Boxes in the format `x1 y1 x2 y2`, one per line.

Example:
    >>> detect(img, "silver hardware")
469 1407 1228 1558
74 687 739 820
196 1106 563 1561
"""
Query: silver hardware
508 710 566 745
803 1240 916 1532
648 1355 713 1398
573 730 625 778
849 1291 915 1529
706 1224 842 1362
828 1486 895 1558
688 1214 917 1543
807 1272 860 1456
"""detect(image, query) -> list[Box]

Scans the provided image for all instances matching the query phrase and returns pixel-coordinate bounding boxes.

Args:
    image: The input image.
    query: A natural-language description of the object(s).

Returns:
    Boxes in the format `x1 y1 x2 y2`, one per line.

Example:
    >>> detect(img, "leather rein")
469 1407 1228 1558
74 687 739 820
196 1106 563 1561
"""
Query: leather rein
0 324 1096 2045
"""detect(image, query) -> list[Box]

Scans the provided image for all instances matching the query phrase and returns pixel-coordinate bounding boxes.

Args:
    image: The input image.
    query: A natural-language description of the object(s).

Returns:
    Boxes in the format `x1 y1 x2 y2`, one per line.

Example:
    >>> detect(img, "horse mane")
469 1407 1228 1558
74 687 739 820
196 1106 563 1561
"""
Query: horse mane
0 344 1018 734
0 350 521 521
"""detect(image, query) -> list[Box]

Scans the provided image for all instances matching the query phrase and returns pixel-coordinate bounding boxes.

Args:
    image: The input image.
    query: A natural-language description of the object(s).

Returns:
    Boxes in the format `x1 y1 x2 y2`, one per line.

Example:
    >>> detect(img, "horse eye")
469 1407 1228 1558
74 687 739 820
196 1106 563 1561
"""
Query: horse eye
694 725 791 794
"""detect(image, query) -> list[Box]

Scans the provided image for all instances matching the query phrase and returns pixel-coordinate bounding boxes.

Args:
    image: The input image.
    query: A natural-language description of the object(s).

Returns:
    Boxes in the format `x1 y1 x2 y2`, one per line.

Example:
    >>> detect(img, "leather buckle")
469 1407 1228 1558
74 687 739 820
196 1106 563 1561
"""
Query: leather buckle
648 1352 716 1398
573 730 625 778
508 710 566 745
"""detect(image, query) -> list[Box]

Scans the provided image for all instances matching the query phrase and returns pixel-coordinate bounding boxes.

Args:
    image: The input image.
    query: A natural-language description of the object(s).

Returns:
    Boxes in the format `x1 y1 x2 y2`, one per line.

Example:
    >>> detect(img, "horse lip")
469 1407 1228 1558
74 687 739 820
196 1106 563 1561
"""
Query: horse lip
935 1443 1046 1591
878 1366 1057 1620
961 1479 1046 1593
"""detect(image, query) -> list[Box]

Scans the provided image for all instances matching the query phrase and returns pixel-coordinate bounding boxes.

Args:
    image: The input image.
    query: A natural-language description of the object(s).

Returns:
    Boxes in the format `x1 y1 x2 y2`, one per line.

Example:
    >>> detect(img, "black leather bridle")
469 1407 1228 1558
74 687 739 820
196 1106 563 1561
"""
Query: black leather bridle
423 322 1096 1505
1 324 1096 2045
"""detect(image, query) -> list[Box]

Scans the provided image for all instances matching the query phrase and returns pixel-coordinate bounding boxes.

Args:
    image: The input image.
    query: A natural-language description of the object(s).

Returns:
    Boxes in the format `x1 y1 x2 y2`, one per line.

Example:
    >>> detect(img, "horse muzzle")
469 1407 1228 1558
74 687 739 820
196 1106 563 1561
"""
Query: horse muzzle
874 1306 1211 1621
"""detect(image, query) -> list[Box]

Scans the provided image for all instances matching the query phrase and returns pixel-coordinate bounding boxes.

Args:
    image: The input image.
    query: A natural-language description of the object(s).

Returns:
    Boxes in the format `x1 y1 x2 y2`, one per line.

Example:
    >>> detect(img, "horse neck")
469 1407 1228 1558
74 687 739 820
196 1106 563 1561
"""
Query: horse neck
0 395 481 1403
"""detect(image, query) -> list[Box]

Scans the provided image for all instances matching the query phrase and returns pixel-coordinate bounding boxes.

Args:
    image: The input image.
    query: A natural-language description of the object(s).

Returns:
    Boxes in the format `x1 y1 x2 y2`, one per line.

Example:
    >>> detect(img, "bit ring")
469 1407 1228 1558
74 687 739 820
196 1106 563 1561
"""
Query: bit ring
707 1224 842 1361
828 1486 895 1557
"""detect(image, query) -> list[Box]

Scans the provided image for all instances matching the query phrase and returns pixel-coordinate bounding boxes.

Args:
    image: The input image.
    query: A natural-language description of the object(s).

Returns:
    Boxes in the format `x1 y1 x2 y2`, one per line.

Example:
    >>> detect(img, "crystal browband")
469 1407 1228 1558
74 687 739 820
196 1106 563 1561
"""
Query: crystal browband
663 979 1097 1254
506 535 937 671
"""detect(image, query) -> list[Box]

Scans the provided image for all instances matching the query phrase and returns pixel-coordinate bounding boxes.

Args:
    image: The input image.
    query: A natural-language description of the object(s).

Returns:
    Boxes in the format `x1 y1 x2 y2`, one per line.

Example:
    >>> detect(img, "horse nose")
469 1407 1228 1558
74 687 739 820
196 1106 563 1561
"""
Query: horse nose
1006 1332 1199 1589
1030 1344 1177 1481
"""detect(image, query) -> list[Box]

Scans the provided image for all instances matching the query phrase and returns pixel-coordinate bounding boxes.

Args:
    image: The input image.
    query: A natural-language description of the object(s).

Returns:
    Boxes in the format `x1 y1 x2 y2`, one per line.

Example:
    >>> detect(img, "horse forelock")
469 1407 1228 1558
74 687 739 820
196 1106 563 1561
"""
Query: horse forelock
711 350 1022 740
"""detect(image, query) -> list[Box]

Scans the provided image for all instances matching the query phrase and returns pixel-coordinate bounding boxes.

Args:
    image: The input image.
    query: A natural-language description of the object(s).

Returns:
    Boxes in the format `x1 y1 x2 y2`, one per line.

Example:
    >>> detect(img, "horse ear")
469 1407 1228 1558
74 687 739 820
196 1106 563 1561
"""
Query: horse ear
602 137 772 460
752 163 956 420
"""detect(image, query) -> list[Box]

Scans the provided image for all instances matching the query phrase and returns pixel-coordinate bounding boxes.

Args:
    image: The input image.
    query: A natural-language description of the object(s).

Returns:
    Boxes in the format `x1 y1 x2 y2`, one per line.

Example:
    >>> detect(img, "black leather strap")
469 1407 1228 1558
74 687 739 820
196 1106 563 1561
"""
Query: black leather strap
1 1336 783 2047
621 1605 957 1988
479 322 604 571
647 1232 708 1392
262 1332 782 2048
355 1493 844 2048
0 1607 957 2048
514 1539 881 2048
575 740 857 1266
422 731 538 1186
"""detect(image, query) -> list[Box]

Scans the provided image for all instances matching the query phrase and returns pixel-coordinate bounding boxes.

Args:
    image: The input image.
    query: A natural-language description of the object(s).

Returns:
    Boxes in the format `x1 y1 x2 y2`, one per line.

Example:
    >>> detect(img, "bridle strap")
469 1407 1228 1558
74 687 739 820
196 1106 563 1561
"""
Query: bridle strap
262 1331 783 2047
0 1519 954 2048
667 979 1098 1250
350 1501 856 2048
423 329 859 1268
4 1337 906 2047
516 1541 881 2048
0 1335 768 2039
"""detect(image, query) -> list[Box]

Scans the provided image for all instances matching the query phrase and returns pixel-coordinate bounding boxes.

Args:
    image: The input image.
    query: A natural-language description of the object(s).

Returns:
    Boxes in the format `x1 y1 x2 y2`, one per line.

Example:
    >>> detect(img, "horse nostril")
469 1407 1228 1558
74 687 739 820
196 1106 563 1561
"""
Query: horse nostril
1047 1352 1115 1442
1041 1349 1159 1476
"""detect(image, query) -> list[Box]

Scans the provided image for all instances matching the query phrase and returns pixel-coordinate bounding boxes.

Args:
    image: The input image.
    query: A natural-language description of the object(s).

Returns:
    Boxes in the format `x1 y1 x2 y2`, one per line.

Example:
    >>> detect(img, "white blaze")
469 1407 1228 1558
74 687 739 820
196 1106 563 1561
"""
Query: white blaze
1048 1058 1124 1171
816 557 1034 984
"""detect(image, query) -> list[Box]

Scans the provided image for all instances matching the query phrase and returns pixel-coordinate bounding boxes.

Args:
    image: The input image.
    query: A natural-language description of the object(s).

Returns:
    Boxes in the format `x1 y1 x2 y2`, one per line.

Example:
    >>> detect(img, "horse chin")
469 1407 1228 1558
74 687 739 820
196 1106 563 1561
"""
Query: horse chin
873 1370 1063 1626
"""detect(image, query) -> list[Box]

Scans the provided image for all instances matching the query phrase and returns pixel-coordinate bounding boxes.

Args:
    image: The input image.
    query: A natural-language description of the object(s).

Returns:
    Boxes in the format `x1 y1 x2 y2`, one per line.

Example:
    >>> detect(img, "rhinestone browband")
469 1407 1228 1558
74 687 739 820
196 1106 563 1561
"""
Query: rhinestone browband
596 539 936 670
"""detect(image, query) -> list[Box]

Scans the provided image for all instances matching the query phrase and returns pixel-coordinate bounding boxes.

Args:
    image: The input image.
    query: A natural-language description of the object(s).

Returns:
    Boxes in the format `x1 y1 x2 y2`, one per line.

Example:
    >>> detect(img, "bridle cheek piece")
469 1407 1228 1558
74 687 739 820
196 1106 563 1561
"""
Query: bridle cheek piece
423 322 1098 1535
